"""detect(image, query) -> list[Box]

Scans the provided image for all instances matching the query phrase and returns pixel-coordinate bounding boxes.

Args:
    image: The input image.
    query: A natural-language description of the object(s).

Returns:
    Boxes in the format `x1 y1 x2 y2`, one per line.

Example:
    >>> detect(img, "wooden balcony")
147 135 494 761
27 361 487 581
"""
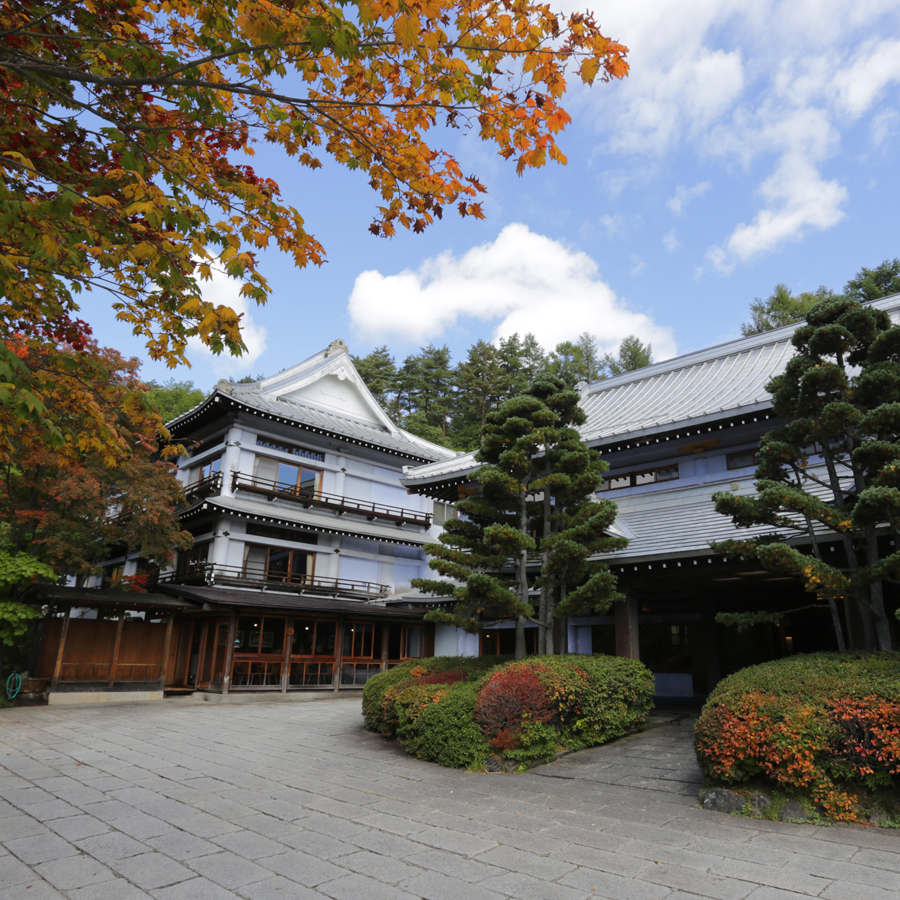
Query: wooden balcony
160 562 389 600
231 472 431 527
181 471 223 505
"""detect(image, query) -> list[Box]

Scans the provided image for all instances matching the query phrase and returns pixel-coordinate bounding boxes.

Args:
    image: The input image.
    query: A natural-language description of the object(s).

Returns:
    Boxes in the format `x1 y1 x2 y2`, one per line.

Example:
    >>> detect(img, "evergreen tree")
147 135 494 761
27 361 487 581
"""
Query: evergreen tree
402 344 454 435
546 333 602 386
844 258 900 303
414 377 625 658
740 284 834 336
453 340 506 449
526 377 626 653
713 296 900 652
352 346 399 416
603 335 653 376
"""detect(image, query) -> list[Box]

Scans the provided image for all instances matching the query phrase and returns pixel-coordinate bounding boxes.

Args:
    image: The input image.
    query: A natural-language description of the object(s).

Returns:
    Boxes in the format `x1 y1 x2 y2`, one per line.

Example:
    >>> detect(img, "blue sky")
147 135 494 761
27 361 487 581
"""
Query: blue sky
84 0 900 389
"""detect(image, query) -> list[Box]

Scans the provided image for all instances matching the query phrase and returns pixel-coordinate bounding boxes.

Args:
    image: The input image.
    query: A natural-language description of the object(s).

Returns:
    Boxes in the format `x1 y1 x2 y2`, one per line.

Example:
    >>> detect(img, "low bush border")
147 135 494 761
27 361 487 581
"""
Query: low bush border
694 652 900 825
363 654 655 770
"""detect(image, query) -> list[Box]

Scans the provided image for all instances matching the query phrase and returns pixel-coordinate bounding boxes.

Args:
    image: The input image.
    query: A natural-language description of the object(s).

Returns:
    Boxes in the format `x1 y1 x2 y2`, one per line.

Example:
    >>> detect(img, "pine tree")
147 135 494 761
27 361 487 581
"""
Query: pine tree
414 377 626 658
352 346 399 416
713 296 900 651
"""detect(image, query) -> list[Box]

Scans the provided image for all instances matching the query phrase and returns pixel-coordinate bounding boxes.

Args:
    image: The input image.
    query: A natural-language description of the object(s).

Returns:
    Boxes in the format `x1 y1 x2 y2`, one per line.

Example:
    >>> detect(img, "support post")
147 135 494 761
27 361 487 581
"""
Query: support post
160 615 175 692
108 611 125 687
282 619 292 694
50 607 72 691
222 616 237 695
615 595 640 660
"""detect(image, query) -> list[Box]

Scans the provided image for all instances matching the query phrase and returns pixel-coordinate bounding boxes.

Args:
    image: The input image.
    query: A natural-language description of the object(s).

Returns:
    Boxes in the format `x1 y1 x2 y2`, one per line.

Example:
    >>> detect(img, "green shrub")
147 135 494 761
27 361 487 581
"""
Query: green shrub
694 652 900 822
363 654 654 769
362 656 503 737
396 681 489 768
474 655 655 761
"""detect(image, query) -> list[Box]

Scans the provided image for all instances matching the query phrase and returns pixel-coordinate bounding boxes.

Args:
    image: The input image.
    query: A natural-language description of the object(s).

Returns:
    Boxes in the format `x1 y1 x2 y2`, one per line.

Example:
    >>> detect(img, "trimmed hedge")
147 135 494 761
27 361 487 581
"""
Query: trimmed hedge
363 654 654 769
694 652 900 822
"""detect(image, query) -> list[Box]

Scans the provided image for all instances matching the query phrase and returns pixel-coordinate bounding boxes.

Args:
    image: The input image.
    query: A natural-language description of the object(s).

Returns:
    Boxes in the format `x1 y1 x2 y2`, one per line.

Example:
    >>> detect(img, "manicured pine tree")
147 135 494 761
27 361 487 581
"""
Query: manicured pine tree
713 296 900 652
414 377 626 657
526 377 626 654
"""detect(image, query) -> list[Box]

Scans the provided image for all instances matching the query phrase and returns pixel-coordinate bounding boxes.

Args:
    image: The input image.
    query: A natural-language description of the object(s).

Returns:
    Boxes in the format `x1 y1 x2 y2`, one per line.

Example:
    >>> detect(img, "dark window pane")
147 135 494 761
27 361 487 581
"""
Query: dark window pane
261 617 285 655
387 624 402 660
293 622 315 656
316 621 336 656
235 616 260 653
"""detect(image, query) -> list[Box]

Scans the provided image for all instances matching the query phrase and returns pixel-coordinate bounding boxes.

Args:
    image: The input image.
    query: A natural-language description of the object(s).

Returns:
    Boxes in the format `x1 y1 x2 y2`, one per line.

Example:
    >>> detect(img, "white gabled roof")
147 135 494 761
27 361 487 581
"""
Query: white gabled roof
169 339 459 464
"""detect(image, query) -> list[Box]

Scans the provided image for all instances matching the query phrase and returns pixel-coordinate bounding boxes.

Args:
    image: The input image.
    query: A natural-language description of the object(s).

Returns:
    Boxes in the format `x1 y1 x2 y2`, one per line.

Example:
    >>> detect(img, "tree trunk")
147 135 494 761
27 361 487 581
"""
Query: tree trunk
515 616 526 660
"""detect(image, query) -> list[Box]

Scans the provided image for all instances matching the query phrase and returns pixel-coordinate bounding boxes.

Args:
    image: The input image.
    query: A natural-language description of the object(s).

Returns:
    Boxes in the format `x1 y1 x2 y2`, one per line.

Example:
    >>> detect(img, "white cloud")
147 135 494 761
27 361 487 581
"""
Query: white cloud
663 230 681 253
667 182 711 215
833 39 900 119
707 155 848 271
577 0 900 269
187 266 268 376
599 214 625 236
348 224 676 358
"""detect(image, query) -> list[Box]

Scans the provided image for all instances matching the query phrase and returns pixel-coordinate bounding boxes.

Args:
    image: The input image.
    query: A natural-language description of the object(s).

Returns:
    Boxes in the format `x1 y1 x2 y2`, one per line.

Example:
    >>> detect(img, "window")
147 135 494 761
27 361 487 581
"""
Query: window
252 455 322 496
599 465 679 491
289 619 337 689
195 456 221 482
234 615 286 655
343 622 381 659
387 624 424 660
726 450 758 470
291 620 336 656
255 437 324 462
177 542 209 577
242 545 315 584
433 501 457 527
481 628 537 656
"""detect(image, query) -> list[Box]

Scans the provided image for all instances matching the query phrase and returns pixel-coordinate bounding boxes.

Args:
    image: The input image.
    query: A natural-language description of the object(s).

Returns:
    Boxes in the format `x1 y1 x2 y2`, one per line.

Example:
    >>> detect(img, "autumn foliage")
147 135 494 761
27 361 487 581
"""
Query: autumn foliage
363 654 654 768
694 653 900 822
1 0 628 436
0 341 192 586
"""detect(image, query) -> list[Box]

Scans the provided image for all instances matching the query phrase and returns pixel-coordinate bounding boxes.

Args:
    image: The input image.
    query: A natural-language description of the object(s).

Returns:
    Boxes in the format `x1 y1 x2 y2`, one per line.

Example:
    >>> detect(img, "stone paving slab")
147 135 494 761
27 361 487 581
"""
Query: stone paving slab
2 697 899 899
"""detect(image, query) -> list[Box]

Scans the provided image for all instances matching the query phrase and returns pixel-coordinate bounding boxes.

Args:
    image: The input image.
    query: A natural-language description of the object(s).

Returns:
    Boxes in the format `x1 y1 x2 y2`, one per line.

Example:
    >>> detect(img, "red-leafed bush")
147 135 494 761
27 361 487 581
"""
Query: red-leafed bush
827 696 900 779
474 667 556 750
695 652 900 822
363 654 654 768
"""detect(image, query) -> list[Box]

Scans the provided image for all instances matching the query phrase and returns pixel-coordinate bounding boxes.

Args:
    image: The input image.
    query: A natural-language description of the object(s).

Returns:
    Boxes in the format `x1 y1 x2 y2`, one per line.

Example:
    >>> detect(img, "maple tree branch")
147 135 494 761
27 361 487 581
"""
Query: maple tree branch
0 0 83 40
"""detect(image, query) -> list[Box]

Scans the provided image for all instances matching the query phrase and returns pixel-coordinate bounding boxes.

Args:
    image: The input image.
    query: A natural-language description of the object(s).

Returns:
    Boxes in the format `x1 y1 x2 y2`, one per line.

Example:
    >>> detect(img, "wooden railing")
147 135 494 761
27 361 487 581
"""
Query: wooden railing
160 562 389 599
181 471 223 504
231 472 431 527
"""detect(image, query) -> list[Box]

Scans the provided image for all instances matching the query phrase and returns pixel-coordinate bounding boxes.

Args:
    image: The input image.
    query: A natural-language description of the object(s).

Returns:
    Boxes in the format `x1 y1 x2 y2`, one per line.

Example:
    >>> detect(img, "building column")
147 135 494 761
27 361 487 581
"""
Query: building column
219 427 244 499
615 595 640 660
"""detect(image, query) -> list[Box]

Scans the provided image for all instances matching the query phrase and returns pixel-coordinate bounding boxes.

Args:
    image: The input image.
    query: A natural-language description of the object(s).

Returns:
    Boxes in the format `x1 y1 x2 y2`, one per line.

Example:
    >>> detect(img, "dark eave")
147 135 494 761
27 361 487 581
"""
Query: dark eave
26 585 199 610
158 584 426 618
170 393 436 464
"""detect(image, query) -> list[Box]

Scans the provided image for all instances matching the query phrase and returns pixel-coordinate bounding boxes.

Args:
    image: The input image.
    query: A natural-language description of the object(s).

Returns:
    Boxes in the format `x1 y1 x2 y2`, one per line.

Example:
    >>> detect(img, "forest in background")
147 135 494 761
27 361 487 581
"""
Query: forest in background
147 332 652 452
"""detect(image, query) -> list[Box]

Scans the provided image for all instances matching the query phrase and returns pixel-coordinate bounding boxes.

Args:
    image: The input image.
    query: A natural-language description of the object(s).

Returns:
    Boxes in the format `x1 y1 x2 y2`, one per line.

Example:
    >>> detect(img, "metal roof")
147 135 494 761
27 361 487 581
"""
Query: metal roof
25 586 198 609
402 294 900 486
579 293 900 445
192 495 433 547
599 466 843 564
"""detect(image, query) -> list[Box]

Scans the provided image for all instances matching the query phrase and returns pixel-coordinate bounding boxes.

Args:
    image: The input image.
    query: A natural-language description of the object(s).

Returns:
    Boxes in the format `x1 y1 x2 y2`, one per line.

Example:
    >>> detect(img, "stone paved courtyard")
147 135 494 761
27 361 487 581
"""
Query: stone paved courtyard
1 696 898 900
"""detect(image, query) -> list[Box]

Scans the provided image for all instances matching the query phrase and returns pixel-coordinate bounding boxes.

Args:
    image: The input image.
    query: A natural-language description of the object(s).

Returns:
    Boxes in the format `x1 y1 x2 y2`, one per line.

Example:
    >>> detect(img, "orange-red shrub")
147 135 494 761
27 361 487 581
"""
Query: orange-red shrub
694 653 900 822
474 667 555 750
